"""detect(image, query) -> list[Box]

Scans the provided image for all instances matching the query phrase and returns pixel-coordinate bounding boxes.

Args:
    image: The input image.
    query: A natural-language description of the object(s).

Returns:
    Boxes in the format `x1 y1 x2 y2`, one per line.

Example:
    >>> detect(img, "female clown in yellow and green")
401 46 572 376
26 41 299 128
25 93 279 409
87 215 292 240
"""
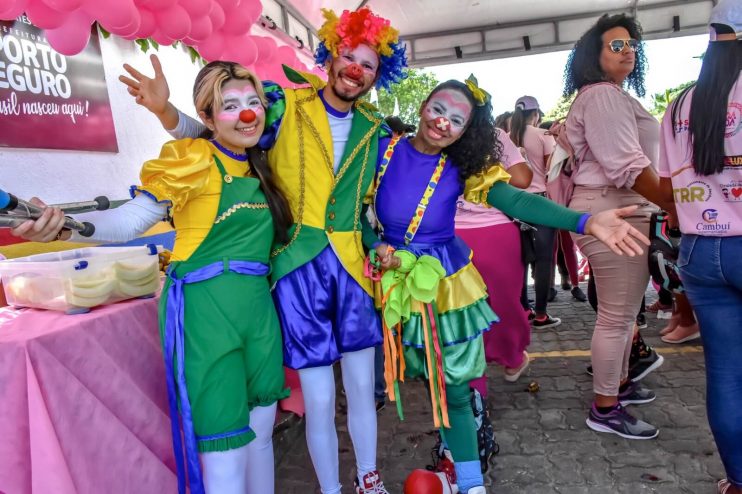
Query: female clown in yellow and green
11 62 293 494
368 76 651 494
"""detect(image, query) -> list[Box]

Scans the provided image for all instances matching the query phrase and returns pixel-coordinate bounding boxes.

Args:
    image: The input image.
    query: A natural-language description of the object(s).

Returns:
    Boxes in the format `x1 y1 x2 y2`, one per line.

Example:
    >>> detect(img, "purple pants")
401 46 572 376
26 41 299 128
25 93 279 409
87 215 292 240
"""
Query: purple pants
273 245 382 370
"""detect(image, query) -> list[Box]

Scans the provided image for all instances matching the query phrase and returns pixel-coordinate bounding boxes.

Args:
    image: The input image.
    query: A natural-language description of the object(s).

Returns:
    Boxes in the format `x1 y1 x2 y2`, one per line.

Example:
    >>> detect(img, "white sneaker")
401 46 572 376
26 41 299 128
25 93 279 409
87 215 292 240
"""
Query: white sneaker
434 472 459 494
466 487 487 494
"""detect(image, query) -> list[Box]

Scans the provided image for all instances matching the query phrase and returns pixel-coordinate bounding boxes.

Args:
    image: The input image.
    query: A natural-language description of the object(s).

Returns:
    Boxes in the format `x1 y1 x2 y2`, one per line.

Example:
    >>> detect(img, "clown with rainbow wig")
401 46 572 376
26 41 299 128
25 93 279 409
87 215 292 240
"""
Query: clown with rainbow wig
139 6 409 494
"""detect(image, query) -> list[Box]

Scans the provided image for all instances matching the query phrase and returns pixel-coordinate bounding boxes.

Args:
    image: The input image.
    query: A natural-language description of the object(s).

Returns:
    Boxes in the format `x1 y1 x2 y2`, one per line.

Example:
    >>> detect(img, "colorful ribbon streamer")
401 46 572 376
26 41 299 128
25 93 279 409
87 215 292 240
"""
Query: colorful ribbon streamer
370 250 449 427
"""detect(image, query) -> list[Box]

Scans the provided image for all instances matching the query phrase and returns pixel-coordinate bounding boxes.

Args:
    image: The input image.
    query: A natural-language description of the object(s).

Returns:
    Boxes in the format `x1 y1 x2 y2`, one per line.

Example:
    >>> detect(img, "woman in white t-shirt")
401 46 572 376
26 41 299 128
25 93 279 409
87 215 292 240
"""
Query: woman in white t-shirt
658 3 742 492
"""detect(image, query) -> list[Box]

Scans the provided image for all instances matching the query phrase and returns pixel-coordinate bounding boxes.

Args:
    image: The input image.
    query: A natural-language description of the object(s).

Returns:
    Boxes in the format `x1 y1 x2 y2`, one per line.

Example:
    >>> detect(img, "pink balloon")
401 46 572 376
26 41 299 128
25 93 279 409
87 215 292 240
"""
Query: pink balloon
0 0 27 20
150 28 174 45
276 44 297 64
40 0 82 12
84 0 137 30
143 0 176 11
263 63 288 85
216 0 239 11
209 1 225 30
156 3 191 40
136 8 156 38
188 15 213 43
197 32 226 61
106 6 141 37
250 61 267 79
179 0 210 18
240 0 262 25
25 0 69 29
252 35 277 64
221 5 256 36
46 10 92 55
223 34 257 67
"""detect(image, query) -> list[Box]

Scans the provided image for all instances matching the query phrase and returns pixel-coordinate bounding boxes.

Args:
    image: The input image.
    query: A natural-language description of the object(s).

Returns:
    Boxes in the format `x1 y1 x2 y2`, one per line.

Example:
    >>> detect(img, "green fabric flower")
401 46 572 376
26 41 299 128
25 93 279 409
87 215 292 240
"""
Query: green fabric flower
380 251 445 328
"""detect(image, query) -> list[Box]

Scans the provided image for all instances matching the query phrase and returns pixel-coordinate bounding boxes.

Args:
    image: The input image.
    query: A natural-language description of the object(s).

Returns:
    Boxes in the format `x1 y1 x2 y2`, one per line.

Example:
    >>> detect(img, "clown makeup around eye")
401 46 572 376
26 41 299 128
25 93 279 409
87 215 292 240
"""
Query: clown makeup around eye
206 79 266 154
217 86 264 121
337 44 379 75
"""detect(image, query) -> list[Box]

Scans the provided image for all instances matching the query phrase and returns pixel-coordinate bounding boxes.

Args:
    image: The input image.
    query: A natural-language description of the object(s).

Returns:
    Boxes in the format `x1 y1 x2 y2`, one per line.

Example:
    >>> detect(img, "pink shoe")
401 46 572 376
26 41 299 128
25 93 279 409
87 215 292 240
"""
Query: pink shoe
504 351 530 382
661 323 700 344
659 314 680 336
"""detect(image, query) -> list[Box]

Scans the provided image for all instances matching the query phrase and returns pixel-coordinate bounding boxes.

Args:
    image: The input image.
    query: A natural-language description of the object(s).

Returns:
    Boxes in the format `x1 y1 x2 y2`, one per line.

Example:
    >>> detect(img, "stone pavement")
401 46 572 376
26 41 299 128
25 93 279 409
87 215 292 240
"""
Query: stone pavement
275 287 721 493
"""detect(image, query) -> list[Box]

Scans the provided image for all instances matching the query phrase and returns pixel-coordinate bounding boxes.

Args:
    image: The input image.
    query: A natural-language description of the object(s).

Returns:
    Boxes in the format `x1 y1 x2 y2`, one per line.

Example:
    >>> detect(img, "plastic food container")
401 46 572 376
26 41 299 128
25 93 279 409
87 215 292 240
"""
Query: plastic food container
0 245 163 314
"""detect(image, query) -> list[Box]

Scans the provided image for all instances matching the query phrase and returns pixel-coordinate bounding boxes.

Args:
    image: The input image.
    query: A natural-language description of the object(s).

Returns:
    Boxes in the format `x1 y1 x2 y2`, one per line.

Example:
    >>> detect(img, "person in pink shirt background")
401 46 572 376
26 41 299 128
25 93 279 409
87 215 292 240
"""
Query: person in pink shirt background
509 96 562 329
456 128 533 388
658 2 742 490
563 13 676 440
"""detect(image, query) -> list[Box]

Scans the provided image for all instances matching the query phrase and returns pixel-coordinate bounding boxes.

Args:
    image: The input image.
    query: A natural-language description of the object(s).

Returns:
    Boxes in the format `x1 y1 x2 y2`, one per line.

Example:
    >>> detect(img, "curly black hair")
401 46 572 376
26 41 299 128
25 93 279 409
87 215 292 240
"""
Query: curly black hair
424 80 503 181
563 14 648 98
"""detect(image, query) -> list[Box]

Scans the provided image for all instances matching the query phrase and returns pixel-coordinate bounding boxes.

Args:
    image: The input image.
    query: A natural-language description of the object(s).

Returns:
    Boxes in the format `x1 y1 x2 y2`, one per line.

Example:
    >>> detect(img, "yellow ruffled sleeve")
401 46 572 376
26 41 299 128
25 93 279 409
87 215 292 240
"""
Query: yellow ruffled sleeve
135 138 214 212
463 164 512 206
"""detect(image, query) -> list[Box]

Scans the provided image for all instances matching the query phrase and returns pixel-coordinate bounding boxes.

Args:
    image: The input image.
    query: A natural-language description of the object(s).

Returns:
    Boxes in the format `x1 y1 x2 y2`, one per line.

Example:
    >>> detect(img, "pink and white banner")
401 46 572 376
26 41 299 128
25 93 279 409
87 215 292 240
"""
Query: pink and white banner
0 16 117 152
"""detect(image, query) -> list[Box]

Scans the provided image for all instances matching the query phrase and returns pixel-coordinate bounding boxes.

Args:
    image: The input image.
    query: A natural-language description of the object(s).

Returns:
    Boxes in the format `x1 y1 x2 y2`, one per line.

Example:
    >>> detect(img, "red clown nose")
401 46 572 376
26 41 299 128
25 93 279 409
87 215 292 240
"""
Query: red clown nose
345 63 363 80
434 116 451 133
239 109 256 123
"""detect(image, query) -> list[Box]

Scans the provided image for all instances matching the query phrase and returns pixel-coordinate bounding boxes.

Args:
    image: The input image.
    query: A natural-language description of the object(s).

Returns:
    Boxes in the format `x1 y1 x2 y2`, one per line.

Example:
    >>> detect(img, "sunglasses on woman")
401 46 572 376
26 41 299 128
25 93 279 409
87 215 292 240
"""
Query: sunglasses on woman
608 39 639 53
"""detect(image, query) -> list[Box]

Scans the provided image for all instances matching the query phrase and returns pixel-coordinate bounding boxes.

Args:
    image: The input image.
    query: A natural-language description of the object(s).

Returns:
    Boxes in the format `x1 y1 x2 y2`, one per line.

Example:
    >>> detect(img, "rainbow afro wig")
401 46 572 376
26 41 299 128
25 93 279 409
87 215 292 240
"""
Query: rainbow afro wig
315 7 408 91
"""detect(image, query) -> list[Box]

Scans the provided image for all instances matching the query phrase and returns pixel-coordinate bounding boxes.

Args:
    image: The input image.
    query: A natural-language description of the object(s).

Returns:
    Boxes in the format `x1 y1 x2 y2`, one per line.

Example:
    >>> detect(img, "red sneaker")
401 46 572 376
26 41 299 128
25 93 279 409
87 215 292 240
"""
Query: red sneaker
355 470 389 494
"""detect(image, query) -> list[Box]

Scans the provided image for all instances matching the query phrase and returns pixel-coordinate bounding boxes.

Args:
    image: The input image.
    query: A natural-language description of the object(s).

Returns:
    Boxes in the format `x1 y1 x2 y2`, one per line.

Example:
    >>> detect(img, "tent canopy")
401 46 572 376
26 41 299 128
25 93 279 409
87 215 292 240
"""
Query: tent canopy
264 0 714 67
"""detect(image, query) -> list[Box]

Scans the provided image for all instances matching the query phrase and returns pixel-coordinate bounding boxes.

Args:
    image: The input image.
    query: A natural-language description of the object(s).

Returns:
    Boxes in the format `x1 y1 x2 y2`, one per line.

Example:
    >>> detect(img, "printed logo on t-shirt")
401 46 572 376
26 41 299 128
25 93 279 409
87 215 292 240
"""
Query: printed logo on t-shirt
673 118 689 134
725 155 742 169
696 208 731 234
720 181 742 202
727 102 742 138
673 180 711 203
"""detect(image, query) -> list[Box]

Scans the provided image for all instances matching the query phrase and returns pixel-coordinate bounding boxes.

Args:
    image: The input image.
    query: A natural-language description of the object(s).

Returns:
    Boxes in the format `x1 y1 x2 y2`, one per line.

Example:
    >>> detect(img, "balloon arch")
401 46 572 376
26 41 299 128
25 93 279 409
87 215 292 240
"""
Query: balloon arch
0 0 325 86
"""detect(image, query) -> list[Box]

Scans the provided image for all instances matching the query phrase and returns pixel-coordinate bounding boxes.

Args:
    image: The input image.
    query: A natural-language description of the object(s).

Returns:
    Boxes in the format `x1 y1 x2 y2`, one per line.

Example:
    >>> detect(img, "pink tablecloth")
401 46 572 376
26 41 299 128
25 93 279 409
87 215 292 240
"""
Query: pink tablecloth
0 297 178 494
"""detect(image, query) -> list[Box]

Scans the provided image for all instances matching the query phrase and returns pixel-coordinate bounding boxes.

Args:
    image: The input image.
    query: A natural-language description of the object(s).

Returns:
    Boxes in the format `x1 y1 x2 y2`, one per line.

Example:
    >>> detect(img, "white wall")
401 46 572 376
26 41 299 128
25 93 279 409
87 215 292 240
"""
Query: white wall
0 34 203 203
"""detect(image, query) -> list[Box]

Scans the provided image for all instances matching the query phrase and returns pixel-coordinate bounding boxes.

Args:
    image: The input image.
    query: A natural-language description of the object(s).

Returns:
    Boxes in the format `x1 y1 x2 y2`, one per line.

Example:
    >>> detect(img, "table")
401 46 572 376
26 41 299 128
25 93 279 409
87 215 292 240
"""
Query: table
0 297 178 494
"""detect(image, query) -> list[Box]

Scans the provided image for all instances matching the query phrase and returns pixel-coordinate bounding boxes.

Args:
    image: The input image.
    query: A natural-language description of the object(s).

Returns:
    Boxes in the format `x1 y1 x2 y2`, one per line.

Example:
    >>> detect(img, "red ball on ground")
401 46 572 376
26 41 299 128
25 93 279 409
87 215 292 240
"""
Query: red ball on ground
403 469 444 494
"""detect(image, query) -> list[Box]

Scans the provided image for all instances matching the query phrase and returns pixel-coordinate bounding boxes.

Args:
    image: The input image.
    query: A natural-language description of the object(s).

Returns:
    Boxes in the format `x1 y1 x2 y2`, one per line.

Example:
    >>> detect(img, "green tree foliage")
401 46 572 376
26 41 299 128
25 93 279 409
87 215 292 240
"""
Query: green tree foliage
543 94 576 123
364 69 439 125
650 81 695 118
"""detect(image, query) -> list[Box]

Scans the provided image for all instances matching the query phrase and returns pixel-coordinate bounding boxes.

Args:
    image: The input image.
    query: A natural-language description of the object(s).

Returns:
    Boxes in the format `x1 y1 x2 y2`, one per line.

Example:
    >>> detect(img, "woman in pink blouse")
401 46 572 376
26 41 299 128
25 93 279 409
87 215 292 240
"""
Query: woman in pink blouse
564 14 675 440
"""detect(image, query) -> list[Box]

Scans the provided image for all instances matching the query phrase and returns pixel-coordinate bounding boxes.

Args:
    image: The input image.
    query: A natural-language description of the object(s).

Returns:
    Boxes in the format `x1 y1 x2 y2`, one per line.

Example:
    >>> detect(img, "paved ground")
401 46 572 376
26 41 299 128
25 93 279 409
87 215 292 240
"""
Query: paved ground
275 286 721 493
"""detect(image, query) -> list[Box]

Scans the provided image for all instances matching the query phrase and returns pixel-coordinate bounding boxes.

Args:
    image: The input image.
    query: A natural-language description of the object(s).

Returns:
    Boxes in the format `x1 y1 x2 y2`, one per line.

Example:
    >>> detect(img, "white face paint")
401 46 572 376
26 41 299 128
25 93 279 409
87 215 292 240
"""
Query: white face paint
418 88 473 149
327 43 379 102
208 79 265 154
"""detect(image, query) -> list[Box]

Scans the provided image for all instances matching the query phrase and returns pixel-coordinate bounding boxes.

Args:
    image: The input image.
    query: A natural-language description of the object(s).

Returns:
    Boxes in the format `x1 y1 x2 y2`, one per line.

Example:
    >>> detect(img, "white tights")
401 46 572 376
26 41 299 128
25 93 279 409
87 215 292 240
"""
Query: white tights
298 347 377 494
200 403 277 494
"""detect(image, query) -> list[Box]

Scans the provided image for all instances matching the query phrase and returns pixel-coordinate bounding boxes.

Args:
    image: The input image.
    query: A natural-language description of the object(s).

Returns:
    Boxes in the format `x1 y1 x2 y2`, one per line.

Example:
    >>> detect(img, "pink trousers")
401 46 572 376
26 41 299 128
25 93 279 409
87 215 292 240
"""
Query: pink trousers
570 186 655 396
457 222 530 397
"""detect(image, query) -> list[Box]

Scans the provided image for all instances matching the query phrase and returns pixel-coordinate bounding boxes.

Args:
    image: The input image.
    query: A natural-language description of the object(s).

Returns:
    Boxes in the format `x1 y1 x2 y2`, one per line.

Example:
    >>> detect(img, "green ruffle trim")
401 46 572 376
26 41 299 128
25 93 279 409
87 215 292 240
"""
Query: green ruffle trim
248 386 291 411
396 296 497 349
402 334 487 385
198 428 257 453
